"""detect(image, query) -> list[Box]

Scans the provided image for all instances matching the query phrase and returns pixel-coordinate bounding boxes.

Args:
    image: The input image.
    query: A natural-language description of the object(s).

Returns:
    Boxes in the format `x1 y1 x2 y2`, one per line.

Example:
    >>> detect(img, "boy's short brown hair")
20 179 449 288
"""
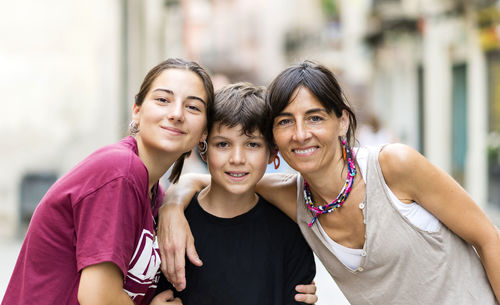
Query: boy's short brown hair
208 82 274 152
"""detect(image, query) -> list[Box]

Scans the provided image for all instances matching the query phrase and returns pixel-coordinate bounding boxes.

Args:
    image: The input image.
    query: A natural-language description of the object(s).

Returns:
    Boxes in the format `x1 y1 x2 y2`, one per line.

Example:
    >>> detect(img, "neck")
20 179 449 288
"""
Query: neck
198 183 258 218
135 137 180 191
303 158 349 204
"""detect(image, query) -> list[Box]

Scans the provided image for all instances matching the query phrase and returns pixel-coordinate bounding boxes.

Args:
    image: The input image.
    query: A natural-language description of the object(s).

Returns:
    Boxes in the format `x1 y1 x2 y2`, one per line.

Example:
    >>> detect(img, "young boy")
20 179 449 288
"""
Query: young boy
156 83 316 304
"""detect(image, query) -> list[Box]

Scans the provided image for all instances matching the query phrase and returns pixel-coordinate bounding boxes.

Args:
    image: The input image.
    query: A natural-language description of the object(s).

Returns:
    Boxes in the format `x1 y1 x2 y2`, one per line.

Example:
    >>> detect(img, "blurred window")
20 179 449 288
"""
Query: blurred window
451 63 467 186
20 172 58 227
418 65 425 154
373 0 400 4
488 52 500 209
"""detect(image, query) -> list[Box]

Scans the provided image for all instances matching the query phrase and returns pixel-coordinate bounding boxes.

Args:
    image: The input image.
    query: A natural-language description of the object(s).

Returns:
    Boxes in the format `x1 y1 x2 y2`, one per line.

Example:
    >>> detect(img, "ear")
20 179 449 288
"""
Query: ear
339 109 350 137
132 103 141 122
200 152 207 163
199 141 208 163
200 129 208 143
199 131 208 163
267 148 278 164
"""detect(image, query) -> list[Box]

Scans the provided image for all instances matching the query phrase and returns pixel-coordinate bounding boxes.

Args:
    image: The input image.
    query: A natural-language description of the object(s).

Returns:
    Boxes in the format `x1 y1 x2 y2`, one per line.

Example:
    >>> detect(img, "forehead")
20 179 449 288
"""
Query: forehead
284 86 324 111
209 123 264 139
150 69 206 97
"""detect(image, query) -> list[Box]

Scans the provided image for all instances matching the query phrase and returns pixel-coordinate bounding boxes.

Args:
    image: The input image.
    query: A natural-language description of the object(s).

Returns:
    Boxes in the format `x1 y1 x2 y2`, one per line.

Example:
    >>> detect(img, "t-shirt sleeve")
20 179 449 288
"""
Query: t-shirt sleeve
284 228 316 305
73 177 144 278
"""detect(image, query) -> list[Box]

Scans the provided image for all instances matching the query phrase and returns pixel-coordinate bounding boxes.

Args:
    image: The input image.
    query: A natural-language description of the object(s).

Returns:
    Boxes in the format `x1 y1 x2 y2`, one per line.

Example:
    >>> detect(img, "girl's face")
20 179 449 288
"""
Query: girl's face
133 68 208 156
272 86 348 176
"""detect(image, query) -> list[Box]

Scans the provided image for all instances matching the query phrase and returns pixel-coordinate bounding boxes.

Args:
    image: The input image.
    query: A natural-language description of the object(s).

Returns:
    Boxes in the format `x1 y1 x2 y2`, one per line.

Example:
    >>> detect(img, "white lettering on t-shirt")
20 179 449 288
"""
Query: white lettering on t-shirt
123 229 161 301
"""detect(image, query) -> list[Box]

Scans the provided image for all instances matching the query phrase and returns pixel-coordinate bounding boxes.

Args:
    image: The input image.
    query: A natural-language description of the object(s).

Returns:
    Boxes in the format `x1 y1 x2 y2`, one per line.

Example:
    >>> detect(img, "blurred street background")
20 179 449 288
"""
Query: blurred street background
2 0 500 304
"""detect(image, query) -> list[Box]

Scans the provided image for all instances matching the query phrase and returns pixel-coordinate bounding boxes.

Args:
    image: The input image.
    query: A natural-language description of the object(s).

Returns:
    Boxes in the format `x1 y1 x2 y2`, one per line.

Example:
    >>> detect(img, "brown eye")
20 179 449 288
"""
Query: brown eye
276 119 291 126
156 98 169 103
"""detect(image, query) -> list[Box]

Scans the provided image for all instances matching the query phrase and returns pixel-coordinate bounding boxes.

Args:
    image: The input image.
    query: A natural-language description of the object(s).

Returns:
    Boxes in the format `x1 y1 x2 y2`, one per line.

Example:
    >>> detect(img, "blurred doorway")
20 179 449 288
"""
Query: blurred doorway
417 65 425 154
488 52 500 210
451 63 467 186
19 172 57 235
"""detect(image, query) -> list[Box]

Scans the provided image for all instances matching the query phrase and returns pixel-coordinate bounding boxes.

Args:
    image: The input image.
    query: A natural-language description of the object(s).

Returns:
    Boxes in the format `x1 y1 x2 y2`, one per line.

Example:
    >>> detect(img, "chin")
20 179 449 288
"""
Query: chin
158 142 192 154
225 185 253 196
292 164 320 175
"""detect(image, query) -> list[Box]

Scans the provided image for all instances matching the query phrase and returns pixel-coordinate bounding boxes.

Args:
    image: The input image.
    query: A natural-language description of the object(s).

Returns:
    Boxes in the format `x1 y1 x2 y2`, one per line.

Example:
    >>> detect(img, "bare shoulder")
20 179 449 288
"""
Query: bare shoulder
378 143 426 200
378 143 421 177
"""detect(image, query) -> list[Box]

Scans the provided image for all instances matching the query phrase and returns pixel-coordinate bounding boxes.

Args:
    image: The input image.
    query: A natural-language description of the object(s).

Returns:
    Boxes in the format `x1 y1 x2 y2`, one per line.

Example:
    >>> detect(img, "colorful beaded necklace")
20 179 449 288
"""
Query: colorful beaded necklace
303 138 356 227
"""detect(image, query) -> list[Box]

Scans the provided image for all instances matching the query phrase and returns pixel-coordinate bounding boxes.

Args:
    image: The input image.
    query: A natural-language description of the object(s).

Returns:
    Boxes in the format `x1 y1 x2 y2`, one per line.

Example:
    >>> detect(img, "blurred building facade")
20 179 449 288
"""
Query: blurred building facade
1 0 124 238
2 1 499 304
2 0 499 237
363 0 500 220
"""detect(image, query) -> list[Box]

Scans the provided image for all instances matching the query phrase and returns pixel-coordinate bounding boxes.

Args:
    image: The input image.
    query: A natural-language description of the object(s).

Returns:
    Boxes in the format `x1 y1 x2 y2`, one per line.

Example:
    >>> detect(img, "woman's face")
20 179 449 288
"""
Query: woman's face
133 68 208 156
272 86 348 176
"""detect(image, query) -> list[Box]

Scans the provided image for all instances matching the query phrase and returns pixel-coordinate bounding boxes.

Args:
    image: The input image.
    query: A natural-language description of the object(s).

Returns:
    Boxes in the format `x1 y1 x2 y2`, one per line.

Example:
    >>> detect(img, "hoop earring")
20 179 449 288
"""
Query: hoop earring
340 136 351 161
273 155 280 169
199 140 207 154
129 121 139 136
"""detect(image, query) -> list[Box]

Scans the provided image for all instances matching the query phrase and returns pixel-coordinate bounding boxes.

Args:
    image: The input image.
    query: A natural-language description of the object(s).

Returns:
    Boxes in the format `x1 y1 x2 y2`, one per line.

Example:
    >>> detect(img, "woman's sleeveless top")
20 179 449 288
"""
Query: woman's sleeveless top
296 146 497 305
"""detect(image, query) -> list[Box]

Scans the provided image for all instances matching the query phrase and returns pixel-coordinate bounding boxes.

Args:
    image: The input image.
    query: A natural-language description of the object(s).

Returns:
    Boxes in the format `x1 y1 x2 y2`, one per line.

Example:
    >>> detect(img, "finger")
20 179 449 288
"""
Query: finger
156 289 174 301
173 248 186 291
166 243 183 286
295 293 318 304
159 237 168 275
157 208 168 274
295 283 317 294
186 237 202 267
166 297 183 305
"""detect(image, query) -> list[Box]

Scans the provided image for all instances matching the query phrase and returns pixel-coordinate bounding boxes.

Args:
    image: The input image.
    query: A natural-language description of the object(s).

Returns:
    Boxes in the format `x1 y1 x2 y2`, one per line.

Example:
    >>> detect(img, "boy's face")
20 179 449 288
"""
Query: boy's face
205 123 272 196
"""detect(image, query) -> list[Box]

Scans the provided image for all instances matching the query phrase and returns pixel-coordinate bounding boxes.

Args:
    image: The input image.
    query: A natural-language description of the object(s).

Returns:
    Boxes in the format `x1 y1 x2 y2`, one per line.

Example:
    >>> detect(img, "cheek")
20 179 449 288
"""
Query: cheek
272 129 285 143
253 152 271 172
206 151 223 168
272 131 289 150
189 117 207 137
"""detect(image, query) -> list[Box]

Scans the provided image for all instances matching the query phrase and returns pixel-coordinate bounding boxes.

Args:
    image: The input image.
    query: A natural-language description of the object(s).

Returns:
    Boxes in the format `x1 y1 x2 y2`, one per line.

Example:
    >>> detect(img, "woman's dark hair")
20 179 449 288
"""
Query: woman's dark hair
208 82 274 153
266 60 357 153
134 58 214 183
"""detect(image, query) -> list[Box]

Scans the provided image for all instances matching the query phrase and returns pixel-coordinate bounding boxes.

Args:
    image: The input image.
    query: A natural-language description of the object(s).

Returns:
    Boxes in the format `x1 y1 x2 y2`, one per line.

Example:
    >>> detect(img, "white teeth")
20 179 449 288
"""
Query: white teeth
228 173 246 177
294 147 317 154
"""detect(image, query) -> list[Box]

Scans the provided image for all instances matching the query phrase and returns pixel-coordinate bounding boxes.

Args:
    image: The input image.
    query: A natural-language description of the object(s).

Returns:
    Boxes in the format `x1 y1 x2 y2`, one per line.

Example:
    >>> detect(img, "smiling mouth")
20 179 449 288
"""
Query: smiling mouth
292 147 318 155
225 172 249 178
161 126 186 135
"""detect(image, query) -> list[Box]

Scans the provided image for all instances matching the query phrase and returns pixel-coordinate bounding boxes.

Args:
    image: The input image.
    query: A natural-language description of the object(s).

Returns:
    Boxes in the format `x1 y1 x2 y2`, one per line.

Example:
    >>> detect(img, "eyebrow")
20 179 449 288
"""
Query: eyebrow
246 134 264 140
210 134 264 141
152 88 206 105
275 108 328 117
209 135 230 142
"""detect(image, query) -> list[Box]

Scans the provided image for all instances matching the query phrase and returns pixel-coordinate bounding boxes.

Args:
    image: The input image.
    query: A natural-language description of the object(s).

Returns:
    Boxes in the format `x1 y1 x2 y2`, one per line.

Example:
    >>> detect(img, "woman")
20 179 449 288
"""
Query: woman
2 58 213 305
159 60 500 304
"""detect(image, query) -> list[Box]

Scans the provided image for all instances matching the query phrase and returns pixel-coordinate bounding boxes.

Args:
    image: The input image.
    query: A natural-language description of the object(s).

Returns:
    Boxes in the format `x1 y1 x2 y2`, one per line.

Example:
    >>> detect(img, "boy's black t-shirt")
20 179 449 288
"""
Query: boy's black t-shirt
156 193 316 305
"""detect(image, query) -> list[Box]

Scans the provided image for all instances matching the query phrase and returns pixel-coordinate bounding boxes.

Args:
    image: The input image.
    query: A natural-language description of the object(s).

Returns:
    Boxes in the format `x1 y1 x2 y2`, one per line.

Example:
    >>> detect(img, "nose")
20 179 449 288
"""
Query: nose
167 100 185 122
292 121 311 143
229 146 245 165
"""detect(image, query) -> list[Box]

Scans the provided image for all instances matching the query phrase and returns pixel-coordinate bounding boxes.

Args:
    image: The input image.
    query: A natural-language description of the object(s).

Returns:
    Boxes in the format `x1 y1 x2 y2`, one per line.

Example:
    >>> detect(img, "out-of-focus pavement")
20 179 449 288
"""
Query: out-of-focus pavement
0 239 22 302
313 256 351 305
0 240 349 304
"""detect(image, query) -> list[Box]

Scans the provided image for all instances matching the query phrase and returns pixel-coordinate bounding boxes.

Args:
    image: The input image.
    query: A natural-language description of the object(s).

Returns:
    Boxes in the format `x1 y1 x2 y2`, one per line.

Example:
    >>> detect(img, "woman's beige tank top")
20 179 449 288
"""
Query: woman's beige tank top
296 146 497 305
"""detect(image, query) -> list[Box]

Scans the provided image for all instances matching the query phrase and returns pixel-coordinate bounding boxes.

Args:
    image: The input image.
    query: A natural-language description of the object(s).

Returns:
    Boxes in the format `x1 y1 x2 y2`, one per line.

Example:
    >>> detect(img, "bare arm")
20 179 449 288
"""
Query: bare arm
256 173 299 221
78 262 134 305
157 173 209 291
380 143 500 302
